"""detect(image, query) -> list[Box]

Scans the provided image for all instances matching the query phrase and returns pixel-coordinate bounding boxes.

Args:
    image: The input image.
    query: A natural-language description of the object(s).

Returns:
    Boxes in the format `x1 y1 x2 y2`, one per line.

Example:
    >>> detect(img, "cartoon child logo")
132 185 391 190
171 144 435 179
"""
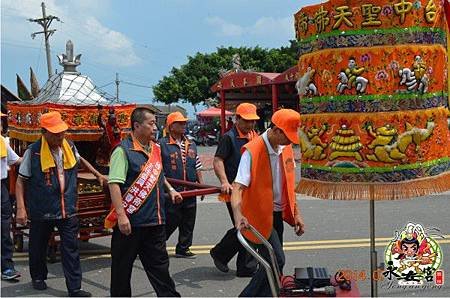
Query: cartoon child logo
384 223 443 286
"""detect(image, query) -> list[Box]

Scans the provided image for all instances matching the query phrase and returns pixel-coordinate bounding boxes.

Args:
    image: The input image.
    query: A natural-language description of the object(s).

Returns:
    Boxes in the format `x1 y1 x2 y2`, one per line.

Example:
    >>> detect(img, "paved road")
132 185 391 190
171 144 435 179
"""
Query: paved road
2 145 449 297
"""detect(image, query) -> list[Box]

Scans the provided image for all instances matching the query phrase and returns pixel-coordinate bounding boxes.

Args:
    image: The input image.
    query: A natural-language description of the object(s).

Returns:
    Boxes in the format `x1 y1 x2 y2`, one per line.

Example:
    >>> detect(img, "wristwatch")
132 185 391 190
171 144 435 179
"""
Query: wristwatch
168 187 175 193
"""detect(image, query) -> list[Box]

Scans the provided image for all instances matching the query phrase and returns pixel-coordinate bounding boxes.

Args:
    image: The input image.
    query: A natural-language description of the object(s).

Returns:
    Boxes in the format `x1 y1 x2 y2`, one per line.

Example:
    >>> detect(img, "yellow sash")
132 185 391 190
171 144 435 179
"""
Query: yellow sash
0 136 7 158
40 137 77 172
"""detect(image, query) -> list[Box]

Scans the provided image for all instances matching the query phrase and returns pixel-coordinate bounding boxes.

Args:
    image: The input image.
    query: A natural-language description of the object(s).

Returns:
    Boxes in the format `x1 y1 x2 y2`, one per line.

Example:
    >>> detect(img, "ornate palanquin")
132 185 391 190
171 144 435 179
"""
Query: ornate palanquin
6 41 137 255
7 103 134 142
7 102 135 255
294 0 450 199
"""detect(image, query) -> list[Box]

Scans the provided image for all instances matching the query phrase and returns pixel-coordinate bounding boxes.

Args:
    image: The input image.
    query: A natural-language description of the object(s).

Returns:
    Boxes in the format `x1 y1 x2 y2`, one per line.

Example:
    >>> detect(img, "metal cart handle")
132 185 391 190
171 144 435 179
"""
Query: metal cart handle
237 224 281 297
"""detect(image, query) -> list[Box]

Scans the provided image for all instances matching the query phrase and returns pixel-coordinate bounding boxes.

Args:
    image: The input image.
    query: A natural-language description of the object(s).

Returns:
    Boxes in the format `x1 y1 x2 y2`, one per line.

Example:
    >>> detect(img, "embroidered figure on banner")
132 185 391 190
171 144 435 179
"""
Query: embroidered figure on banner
296 66 318 97
363 119 435 163
337 58 369 94
399 55 429 93
299 123 329 160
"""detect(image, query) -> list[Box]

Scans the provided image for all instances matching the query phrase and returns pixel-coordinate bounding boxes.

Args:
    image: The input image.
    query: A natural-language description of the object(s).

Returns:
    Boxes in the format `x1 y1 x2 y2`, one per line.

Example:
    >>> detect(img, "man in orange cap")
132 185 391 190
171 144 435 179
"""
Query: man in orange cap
160 111 203 258
106 107 181 296
15 111 106 297
231 109 306 297
210 103 259 277
1 111 22 281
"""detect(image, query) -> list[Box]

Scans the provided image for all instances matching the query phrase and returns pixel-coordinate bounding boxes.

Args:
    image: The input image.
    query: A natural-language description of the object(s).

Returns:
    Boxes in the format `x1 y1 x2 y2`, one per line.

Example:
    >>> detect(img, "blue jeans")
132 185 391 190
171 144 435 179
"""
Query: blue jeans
240 213 285 297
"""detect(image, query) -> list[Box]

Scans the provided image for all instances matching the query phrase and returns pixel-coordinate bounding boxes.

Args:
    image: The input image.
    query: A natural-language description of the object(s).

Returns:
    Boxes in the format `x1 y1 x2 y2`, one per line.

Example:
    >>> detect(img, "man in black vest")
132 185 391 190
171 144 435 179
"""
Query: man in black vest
107 107 181 297
160 112 203 258
209 103 259 277
15 111 106 297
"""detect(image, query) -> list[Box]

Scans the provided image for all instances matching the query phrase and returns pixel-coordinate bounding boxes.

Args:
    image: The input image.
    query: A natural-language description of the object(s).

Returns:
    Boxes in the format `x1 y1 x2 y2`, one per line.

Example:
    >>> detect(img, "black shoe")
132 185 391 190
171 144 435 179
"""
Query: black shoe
236 269 257 278
69 289 92 297
32 280 47 290
175 248 196 259
210 249 229 273
1 268 20 280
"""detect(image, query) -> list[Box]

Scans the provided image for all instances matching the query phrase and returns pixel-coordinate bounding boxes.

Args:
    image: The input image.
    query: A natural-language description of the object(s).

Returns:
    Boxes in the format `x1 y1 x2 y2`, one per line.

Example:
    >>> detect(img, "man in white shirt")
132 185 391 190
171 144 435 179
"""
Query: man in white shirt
231 109 305 297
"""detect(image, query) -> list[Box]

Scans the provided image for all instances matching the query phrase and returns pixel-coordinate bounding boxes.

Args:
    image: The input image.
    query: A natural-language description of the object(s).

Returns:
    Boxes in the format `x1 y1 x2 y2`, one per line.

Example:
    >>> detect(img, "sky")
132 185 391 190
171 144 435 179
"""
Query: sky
1 0 316 117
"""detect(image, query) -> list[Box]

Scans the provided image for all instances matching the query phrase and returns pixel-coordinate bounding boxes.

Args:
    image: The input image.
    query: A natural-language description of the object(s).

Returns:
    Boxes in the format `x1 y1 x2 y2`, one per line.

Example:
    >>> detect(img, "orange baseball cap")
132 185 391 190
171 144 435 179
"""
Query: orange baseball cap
271 109 301 144
166 111 188 127
236 103 260 120
40 111 68 133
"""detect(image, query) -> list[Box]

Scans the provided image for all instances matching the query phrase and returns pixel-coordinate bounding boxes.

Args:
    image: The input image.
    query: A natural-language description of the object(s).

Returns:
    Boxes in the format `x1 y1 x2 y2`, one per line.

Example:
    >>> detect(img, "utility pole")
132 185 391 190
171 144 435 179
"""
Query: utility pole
29 2 60 79
115 73 120 102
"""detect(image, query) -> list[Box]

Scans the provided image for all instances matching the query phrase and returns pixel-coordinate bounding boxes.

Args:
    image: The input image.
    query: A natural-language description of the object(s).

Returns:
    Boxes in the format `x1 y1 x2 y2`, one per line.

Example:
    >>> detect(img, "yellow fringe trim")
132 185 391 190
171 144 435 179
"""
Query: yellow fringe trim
295 172 450 200
9 131 41 142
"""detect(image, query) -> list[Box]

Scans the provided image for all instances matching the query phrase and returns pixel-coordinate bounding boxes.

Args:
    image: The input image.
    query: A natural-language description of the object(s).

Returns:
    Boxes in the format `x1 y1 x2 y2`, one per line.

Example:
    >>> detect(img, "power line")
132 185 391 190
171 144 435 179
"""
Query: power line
5 6 165 84
1 40 43 50
120 93 154 101
97 81 115 88
2 41 154 92
35 37 44 75
121 80 153 89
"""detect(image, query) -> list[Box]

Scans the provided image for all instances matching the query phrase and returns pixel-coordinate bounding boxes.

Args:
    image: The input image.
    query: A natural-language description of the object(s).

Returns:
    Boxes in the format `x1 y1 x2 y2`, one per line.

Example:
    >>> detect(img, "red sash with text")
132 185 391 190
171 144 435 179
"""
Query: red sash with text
104 144 162 228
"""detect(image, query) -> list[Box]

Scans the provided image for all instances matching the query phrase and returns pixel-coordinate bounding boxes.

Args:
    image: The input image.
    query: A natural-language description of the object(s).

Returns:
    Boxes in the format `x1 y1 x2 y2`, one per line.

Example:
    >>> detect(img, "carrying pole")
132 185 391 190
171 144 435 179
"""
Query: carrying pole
369 184 378 297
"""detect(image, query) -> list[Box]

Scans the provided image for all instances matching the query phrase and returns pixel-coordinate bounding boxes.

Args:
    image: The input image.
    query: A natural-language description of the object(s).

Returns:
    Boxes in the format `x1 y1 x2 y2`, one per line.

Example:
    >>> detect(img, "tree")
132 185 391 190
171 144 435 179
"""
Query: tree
153 40 300 108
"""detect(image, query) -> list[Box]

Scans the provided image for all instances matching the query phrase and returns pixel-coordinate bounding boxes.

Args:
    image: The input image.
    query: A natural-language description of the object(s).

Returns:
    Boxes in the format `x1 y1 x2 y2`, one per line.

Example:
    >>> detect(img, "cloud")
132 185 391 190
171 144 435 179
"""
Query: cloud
205 17 244 36
1 0 141 68
83 17 140 66
249 16 293 37
205 15 294 40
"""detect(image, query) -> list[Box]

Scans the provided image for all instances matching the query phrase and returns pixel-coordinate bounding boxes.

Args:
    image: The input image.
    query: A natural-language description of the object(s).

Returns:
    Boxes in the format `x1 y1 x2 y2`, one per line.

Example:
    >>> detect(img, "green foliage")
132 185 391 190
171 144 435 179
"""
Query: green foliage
153 40 300 107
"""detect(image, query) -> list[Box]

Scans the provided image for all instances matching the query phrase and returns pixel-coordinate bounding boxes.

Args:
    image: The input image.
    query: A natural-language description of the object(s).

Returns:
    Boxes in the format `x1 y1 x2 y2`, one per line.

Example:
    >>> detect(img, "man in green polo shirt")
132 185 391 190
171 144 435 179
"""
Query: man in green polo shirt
106 107 181 297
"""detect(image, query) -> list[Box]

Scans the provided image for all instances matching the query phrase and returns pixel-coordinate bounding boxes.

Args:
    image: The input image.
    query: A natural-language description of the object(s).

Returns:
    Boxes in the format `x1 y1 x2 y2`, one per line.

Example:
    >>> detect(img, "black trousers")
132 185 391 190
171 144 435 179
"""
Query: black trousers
273 211 284 246
165 199 196 253
240 212 285 297
210 202 257 274
110 225 180 297
29 216 82 292
1 179 14 271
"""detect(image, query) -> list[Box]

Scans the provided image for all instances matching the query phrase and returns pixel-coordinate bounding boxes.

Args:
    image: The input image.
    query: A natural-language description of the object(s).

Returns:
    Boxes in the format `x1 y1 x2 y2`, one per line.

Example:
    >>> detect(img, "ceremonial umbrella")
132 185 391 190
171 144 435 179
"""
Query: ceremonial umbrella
196 107 233 117
294 0 450 296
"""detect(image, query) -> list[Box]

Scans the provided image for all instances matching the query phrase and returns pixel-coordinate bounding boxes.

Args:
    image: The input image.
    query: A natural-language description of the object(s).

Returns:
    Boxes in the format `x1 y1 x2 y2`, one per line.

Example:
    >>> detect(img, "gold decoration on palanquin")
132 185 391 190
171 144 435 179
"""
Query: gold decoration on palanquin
60 111 68 121
73 114 84 126
78 182 103 194
117 112 128 125
329 123 364 161
299 123 329 160
89 113 99 126
364 120 435 163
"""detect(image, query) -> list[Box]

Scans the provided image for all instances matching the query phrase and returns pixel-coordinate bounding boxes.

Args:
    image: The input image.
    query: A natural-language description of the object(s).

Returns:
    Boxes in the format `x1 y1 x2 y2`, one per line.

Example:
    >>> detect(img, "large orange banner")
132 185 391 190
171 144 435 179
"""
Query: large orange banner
295 0 450 199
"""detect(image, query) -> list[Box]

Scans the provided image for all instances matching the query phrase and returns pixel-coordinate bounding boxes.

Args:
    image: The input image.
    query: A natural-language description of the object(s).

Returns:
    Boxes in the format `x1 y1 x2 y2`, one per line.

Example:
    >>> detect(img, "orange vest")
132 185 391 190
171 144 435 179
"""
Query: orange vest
241 136 297 244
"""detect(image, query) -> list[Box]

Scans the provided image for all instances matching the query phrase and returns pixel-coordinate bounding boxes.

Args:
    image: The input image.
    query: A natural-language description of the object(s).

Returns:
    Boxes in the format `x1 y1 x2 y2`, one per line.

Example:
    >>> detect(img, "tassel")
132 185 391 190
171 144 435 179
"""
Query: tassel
296 172 450 200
